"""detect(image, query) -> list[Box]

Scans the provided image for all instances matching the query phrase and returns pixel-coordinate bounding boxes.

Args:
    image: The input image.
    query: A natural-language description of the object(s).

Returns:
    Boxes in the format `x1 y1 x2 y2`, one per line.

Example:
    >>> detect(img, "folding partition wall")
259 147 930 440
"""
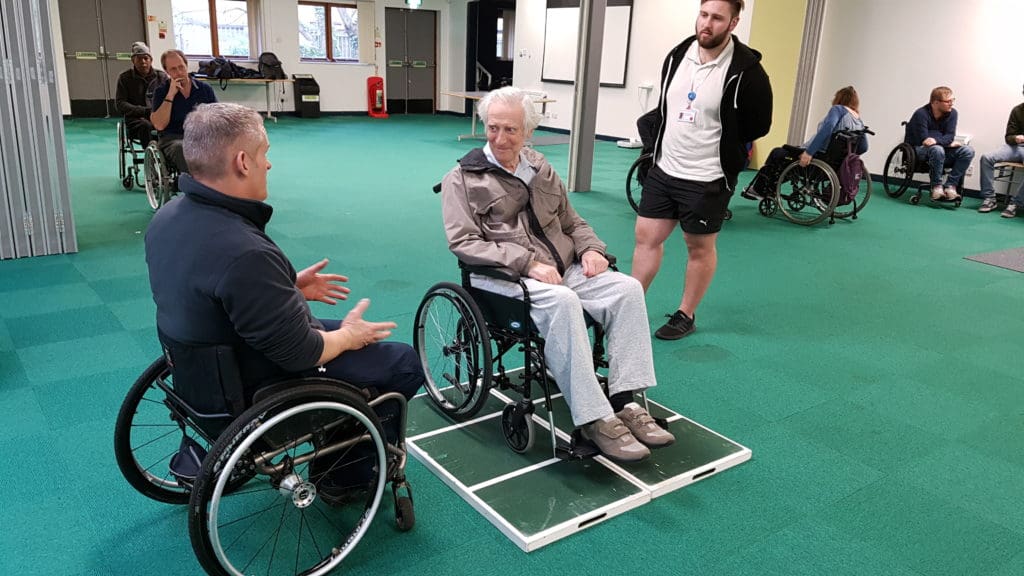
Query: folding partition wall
0 0 76 260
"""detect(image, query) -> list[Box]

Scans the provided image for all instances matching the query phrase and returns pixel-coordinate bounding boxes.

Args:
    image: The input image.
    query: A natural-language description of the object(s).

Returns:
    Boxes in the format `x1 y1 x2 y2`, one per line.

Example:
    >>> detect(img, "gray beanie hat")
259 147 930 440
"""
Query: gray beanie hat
131 42 151 57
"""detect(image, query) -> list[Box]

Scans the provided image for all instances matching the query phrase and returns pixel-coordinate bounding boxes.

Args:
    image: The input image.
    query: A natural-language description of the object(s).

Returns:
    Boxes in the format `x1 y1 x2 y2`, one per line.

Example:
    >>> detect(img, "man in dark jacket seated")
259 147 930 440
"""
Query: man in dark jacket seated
115 42 167 146
145 102 424 494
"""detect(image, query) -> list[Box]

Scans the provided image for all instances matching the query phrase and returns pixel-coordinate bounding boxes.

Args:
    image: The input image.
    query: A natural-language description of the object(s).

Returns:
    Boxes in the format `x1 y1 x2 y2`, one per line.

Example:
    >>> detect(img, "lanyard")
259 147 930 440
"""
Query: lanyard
687 61 717 109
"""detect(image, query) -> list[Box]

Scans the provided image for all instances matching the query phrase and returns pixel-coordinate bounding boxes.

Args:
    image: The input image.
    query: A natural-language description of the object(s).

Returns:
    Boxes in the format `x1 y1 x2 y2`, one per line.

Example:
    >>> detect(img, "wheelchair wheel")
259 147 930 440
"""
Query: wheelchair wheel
500 402 535 454
625 152 652 213
883 143 915 198
117 122 130 189
775 159 839 226
832 169 873 219
414 282 494 421
189 383 388 576
143 145 166 210
114 357 209 503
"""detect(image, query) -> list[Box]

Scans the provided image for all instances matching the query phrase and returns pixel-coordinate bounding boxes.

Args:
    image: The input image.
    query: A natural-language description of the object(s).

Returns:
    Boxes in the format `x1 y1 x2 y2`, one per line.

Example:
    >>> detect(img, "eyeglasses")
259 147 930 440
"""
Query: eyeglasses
939 98 956 104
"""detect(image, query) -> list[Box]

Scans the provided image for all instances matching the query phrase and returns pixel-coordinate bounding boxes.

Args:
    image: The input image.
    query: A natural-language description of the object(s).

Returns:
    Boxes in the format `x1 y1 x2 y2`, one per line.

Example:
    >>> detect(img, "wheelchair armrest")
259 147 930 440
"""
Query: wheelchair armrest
458 260 521 282
458 253 617 281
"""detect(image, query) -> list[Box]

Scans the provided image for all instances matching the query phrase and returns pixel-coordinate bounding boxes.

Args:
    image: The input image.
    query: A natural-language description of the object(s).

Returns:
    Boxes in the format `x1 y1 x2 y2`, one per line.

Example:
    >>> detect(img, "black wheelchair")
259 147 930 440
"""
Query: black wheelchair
882 122 965 207
142 137 181 211
626 152 732 221
741 127 874 226
413 258 667 459
117 120 147 190
114 333 414 576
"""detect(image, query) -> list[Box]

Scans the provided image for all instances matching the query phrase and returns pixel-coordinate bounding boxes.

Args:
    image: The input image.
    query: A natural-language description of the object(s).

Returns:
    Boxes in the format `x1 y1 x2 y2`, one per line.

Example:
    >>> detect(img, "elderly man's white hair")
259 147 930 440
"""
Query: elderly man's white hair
477 87 543 132
184 102 267 180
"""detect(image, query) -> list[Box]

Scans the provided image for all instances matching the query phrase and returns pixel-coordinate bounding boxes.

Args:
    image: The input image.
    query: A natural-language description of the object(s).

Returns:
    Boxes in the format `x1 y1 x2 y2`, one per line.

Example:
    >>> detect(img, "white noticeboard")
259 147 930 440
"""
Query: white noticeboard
541 0 633 88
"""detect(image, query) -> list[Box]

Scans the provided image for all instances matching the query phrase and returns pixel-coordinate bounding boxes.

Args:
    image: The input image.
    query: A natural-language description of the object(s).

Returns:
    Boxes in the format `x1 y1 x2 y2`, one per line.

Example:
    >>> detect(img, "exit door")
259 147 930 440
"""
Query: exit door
385 8 436 114
58 0 145 117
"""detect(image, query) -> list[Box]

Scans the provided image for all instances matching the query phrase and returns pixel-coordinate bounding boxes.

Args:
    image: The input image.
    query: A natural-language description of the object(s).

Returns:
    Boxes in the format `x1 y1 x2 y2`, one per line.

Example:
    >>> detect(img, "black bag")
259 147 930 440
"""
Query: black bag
204 57 235 80
258 52 286 80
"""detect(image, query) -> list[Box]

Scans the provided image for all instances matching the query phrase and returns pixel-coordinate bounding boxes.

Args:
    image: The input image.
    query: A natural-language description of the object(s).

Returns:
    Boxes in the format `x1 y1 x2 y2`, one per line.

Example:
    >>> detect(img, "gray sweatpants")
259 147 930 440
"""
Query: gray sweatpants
472 265 656 426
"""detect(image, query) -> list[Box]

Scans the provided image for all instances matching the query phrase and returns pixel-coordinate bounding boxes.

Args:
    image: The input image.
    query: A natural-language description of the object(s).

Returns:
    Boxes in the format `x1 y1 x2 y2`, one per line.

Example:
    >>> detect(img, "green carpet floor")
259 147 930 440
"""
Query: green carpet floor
1 114 1022 575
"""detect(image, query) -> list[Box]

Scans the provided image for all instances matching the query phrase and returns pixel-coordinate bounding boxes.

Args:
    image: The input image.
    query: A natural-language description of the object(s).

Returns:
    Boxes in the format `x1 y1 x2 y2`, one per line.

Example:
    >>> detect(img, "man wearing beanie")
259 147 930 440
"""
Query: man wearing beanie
115 42 167 145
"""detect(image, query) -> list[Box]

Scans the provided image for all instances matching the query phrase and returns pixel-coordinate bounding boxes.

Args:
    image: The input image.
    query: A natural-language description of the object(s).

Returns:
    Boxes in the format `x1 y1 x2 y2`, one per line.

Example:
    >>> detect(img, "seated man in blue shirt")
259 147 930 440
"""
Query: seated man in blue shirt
150 49 217 174
904 86 975 202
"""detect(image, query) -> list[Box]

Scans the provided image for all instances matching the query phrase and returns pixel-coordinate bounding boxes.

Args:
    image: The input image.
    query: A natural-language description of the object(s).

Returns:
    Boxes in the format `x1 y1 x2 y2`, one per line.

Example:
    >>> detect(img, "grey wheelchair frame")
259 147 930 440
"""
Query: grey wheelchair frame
114 333 414 576
117 120 146 190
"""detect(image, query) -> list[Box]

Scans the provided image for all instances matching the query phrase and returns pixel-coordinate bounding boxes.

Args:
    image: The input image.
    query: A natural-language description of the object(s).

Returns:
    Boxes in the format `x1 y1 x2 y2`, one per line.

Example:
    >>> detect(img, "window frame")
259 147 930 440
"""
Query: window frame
297 1 359 63
173 0 257 60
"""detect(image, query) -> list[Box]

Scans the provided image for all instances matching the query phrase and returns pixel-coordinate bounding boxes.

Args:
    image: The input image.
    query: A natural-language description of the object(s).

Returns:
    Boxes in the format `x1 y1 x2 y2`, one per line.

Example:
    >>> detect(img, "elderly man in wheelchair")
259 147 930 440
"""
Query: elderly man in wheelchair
115 103 423 575
434 87 675 464
142 49 218 210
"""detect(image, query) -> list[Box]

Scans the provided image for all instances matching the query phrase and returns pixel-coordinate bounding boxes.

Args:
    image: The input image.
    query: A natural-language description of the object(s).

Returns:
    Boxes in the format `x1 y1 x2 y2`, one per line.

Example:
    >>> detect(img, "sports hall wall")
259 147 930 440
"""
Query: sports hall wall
510 0 755 141
805 0 1024 191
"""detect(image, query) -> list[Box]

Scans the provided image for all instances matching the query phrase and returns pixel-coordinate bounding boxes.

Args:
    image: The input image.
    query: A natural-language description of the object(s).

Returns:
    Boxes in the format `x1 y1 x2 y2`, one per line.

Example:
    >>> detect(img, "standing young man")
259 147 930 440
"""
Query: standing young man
632 0 772 340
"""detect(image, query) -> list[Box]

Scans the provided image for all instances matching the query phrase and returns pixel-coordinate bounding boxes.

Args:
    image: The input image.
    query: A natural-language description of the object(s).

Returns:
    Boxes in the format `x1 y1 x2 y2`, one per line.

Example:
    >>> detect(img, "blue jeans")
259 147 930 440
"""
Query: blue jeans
915 144 975 188
978 144 1024 203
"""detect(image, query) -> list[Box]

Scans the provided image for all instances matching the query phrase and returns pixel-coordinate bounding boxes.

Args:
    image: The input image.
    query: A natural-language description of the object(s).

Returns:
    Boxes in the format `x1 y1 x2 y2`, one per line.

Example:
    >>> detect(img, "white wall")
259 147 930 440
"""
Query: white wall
808 0 1024 189
511 0 754 139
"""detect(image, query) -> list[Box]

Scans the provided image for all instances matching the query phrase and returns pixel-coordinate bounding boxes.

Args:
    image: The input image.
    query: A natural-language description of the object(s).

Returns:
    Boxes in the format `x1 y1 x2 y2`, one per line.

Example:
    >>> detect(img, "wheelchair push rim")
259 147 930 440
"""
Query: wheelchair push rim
883 143 914 198
143 146 165 211
114 357 210 504
775 158 840 226
414 282 494 421
625 152 652 213
189 386 388 576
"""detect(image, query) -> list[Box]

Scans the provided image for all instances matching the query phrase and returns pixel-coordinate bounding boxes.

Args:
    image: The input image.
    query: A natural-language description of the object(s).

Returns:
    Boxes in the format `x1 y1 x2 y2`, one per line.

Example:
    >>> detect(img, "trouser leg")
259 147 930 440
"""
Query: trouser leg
561 266 655 397
471 272 613 427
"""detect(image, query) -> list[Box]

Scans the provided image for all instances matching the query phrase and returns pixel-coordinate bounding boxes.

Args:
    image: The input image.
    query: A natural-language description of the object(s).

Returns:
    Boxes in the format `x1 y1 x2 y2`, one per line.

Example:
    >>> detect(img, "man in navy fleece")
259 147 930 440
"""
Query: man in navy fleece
145 103 423 469
904 86 975 202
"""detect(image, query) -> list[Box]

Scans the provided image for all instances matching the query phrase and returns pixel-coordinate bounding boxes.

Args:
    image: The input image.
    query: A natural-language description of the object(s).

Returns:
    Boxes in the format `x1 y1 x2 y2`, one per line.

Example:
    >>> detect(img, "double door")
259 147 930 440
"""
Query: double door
385 8 436 114
57 0 145 117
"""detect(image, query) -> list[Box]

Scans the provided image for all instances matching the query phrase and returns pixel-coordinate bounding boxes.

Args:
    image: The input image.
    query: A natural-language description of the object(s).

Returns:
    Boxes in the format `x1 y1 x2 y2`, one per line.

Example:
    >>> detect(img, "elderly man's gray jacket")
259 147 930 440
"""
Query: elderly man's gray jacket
440 147 605 277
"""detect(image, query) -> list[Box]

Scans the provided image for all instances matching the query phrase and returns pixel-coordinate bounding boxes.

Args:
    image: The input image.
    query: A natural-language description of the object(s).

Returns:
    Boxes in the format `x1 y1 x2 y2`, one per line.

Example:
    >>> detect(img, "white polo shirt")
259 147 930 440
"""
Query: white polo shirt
657 38 734 182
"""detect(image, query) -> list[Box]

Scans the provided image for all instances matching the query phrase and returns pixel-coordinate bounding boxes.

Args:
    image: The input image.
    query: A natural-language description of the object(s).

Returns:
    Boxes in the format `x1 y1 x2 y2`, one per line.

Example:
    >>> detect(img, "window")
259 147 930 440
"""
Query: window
496 9 514 61
172 0 253 58
298 2 359 62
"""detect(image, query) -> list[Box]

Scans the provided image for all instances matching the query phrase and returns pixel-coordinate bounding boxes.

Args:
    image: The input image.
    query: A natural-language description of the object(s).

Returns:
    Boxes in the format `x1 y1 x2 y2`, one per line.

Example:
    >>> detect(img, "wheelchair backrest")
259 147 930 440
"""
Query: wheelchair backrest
158 328 247 420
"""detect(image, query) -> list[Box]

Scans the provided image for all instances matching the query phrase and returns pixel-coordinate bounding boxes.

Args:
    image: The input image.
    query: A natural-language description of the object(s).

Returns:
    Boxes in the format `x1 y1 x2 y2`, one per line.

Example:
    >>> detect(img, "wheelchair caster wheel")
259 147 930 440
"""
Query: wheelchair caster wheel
909 194 921 205
122 174 134 190
724 208 733 221
758 197 777 217
501 402 535 454
393 481 415 532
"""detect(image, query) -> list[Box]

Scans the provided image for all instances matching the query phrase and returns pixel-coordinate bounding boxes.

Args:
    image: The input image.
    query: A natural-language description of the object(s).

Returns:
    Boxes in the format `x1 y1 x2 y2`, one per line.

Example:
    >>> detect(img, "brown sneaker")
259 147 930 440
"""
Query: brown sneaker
616 403 675 448
581 416 650 463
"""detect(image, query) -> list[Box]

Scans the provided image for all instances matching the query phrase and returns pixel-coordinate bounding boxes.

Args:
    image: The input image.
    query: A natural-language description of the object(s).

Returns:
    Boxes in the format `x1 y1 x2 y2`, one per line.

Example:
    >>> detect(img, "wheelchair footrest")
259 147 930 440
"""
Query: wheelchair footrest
556 430 600 461
168 435 207 488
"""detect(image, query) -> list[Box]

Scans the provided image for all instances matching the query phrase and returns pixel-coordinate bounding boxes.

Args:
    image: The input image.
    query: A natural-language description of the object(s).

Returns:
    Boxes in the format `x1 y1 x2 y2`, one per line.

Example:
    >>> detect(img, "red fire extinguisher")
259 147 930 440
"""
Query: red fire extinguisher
367 76 388 118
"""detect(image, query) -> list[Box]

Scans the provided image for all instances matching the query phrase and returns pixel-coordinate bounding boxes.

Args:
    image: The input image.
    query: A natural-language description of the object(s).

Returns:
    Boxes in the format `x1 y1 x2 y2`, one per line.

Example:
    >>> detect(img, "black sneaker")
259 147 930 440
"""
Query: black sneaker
654 310 696 340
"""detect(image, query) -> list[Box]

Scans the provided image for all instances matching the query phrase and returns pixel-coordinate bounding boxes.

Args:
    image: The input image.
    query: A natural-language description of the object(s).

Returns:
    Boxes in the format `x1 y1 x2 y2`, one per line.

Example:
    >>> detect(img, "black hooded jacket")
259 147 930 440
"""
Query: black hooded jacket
638 34 773 186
